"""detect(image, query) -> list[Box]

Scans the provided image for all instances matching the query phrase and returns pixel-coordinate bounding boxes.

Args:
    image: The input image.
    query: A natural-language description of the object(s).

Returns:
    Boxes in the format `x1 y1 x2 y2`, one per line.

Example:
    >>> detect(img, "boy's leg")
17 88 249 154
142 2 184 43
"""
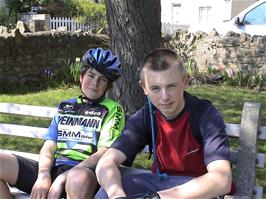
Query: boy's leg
0 153 38 198
95 172 193 198
51 165 98 199
11 155 39 193
0 180 12 199
65 167 98 199
0 153 17 199
50 165 73 198
122 173 194 195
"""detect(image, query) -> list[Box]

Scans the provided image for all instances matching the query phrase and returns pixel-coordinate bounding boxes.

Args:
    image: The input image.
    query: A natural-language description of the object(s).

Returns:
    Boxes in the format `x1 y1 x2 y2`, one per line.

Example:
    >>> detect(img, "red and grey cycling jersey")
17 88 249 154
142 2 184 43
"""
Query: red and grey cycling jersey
45 96 125 166
111 92 230 177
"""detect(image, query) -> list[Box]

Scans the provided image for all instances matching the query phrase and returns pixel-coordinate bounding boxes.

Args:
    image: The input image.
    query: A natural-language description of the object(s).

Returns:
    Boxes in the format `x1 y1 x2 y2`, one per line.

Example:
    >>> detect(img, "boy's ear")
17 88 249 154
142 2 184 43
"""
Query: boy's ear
183 75 190 89
80 75 83 85
139 80 143 88
139 80 148 95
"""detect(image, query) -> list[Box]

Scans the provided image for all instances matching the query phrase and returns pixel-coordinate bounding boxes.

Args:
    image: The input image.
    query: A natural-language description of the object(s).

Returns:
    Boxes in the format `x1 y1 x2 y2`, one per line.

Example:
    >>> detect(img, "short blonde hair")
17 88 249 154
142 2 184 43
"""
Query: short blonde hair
139 48 186 81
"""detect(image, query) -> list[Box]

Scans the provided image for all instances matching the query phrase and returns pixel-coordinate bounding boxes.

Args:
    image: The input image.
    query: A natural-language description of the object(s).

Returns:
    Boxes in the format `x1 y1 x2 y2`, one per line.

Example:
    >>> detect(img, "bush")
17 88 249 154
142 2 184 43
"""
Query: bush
72 0 107 32
0 58 82 94
44 0 76 17
69 58 82 85
184 60 266 91
0 7 14 29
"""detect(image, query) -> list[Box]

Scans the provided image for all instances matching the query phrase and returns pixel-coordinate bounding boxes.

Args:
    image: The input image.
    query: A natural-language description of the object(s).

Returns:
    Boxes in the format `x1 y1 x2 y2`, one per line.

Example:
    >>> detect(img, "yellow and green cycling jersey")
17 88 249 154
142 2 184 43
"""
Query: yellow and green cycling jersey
45 95 125 166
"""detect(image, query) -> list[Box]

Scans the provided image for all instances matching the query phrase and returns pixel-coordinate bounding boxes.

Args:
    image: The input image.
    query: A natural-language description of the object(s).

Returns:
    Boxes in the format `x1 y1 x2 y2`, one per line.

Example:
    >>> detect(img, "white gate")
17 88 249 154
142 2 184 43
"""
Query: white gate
50 17 89 32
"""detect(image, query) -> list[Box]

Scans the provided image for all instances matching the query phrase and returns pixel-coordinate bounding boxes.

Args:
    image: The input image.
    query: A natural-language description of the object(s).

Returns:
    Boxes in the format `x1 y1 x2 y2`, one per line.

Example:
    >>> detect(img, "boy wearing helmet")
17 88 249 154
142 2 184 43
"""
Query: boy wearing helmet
0 48 125 199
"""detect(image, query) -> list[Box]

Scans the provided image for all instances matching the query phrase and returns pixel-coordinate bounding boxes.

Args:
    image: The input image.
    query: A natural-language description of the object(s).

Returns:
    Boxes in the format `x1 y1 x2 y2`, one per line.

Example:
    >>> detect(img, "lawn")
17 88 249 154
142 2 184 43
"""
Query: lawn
0 84 265 197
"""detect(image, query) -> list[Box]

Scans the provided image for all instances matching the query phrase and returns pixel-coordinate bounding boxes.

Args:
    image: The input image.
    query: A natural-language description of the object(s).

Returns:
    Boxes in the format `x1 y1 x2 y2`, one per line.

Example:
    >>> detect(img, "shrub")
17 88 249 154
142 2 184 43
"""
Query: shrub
186 63 266 91
72 0 107 32
69 58 82 85
0 7 15 29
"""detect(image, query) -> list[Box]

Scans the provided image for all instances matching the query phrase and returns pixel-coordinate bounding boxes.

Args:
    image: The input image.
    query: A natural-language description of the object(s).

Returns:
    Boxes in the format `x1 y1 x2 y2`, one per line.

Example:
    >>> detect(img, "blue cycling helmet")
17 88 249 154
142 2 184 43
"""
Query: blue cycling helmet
82 47 122 81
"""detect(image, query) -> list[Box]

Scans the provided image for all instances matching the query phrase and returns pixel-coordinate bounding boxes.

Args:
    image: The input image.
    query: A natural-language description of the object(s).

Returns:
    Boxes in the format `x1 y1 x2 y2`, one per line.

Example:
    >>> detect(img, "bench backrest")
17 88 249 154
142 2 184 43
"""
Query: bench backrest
0 102 265 198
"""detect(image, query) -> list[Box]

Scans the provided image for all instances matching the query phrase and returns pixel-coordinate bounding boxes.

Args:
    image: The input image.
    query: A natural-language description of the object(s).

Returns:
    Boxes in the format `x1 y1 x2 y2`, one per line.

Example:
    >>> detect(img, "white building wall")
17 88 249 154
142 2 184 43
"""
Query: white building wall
161 0 232 32
186 0 232 32
161 0 179 24
161 0 232 24
161 0 259 33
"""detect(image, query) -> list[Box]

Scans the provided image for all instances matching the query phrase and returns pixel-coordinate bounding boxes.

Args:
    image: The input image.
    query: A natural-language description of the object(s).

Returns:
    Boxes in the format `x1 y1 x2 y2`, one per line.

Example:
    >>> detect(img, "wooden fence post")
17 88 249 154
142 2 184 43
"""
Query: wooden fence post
236 102 261 197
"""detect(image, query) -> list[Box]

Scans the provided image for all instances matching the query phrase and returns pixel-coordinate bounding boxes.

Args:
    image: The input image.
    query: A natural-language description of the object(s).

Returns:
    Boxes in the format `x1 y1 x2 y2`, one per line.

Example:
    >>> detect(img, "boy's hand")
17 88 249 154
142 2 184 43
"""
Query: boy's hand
47 172 67 199
30 171 51 199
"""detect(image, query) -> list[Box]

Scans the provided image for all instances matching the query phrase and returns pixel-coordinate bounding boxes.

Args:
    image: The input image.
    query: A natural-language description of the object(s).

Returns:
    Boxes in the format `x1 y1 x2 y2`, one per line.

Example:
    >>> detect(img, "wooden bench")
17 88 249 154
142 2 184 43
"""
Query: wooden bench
0 102 265 199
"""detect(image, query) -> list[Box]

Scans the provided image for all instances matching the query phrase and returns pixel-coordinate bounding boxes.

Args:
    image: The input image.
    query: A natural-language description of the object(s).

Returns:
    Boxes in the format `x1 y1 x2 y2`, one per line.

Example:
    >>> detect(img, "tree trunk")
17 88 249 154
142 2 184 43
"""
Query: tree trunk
106 0 161 114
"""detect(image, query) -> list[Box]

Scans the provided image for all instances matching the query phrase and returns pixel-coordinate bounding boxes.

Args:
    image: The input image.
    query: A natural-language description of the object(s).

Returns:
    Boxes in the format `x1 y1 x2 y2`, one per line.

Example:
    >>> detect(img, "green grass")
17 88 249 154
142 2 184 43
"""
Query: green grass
0 86 80 106
187 85 266 124
187 85 266 196
0 84 265 196
0 85 81 153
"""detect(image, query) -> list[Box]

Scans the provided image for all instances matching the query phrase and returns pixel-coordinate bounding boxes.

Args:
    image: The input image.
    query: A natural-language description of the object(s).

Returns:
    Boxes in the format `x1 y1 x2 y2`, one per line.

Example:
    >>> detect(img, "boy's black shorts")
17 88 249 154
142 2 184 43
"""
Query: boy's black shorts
11 155 73 197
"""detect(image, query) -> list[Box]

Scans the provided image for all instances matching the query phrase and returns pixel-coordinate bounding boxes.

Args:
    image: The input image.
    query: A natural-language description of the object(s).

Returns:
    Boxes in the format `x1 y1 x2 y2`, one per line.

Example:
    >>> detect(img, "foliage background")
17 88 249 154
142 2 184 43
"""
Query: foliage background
1 0 106 30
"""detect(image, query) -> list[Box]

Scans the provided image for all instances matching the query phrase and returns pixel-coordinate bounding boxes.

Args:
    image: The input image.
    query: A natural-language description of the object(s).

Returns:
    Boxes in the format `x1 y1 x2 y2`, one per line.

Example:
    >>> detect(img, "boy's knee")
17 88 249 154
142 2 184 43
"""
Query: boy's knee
66 167 97 198
66 167 97 188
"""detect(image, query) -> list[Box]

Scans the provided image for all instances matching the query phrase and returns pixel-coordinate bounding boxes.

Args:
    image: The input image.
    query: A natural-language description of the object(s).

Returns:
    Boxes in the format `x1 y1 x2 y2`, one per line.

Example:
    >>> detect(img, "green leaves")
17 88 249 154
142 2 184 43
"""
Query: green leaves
72 0 107 32
69 58 82 85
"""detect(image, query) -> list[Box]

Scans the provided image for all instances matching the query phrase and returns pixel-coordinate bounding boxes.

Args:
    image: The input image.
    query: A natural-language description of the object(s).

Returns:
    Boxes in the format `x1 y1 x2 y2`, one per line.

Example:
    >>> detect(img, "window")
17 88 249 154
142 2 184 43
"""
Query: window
199 6 212 24
244 2 266 25
171 3 181 24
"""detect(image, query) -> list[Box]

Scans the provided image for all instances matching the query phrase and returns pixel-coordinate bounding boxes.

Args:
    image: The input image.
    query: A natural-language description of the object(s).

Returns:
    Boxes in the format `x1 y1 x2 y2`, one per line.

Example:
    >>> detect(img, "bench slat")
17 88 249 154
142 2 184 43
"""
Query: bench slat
255 186 263 199
226 123 266 140
0 123 47 139
9 187 29 199
0 123 266 140
225 123 241 137
1 103 265 140
0 103 57 118
0 119 265 169
236 102 260 197
259 126 266 140
229 150 264 168
256 153 265 168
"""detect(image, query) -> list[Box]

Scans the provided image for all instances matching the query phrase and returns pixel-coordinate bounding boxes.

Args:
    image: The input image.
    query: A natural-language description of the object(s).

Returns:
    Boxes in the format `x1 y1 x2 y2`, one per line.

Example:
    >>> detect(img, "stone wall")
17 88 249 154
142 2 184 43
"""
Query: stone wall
0 29 108 88
0 29 265 90
163 30 266 78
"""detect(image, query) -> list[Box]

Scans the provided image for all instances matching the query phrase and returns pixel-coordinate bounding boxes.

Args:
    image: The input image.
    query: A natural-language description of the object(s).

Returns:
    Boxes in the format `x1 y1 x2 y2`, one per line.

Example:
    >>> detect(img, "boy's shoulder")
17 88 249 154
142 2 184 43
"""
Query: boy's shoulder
186 92 214 111
100 97 123 109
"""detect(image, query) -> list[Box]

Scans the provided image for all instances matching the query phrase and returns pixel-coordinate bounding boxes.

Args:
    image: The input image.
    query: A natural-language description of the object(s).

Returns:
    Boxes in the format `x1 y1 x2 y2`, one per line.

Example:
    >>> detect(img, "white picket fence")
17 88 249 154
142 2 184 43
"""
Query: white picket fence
50 17 94 32
49 17 188 34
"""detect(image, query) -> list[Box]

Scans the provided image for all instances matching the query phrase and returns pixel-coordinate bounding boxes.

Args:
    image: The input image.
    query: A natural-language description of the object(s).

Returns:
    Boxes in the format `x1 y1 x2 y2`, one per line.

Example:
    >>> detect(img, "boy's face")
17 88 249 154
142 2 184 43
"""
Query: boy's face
140 63 188 119
80 68 109 100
